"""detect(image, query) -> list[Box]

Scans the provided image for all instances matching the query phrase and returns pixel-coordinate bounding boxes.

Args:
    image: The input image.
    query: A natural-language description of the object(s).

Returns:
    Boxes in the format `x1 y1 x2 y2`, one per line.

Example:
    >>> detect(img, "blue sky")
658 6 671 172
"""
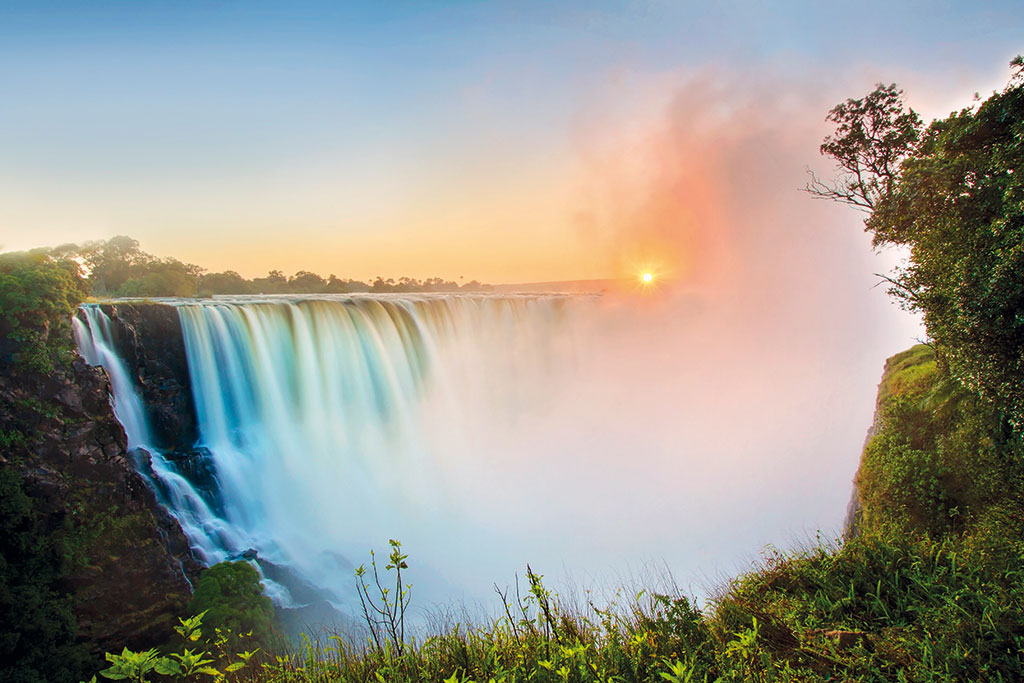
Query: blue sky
1 1 1022 281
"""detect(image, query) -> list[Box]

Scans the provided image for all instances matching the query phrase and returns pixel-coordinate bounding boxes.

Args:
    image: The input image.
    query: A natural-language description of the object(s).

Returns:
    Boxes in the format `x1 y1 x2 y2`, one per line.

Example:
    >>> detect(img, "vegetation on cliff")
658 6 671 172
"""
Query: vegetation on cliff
0 250 93 682
187 562 275 651
0 250 89 373
0 467 93 683
1 250 197 681
809 57 1024 428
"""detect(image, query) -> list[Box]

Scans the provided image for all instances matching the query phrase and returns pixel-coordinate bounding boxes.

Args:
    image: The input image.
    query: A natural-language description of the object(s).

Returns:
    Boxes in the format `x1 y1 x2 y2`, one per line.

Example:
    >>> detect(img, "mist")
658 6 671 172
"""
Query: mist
370 69 928 611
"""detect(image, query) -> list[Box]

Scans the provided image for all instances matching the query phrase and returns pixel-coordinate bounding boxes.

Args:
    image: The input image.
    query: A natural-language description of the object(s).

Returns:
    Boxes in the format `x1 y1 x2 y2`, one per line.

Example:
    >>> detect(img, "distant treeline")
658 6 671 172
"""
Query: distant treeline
26 235 492 298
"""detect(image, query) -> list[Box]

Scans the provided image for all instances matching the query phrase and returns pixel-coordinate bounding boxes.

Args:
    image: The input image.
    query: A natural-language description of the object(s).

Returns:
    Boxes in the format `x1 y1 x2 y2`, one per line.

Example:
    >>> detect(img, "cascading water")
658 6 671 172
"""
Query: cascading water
74 290 884 626
75 295 580 615
74 306 250 572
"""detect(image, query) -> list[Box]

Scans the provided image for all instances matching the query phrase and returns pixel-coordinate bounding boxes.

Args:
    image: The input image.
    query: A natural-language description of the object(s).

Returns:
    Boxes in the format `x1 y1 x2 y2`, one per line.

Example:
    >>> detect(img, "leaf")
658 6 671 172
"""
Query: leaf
153 658 182 676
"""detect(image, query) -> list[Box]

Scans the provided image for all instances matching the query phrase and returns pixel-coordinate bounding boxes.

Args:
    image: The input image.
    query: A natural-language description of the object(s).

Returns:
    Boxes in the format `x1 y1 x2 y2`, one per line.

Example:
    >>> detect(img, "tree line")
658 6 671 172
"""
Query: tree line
16 235 492 298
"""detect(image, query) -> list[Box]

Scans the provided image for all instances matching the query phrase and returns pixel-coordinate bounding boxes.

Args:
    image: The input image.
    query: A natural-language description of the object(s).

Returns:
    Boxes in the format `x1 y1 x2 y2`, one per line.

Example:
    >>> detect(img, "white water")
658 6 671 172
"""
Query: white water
75 296 584 613
75 290 911 621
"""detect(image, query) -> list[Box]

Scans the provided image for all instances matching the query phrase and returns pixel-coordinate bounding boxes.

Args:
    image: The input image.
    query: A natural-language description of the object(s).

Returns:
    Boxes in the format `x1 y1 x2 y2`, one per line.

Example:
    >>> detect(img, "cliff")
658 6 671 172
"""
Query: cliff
94 302 198 454
0 306 201 662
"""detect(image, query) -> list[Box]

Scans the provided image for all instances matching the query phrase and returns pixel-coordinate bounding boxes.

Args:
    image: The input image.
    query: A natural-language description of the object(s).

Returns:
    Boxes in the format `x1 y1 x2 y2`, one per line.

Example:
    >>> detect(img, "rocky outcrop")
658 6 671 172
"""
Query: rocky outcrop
0 350 201 655
95 302 198 454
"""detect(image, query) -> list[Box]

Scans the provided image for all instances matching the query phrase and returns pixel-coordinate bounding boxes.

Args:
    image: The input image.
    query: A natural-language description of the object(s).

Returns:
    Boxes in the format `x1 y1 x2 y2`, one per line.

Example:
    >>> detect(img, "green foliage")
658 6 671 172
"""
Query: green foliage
813 58 1024 427
0 468 93 683
99 648 161 682
95 612 259 682
355 538 412 656
197 271 254 297
855 345 1022 538
82 235 150 295
115 259 202 298
187 561 275 650
0 249 89 372
83 513 1024 683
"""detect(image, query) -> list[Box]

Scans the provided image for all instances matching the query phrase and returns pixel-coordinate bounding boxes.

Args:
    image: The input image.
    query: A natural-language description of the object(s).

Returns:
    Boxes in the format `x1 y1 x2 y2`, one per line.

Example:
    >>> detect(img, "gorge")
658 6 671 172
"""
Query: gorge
70 291 892 635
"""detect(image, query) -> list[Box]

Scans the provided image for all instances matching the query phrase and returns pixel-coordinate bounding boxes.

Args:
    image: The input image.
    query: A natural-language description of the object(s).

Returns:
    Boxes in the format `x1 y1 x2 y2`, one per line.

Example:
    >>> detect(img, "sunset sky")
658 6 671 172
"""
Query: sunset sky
1 1 1022 283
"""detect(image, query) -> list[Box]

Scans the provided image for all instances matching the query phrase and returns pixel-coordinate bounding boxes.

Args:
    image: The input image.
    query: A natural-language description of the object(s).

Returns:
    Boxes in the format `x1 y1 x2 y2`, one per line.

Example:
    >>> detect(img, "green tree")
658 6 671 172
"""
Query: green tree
287 270 327 293
116 258 201 297
251 270 289 294
812 58 1024 427
197 270 254 297
81 235 151 295
0 250 89 372
807 82 923 211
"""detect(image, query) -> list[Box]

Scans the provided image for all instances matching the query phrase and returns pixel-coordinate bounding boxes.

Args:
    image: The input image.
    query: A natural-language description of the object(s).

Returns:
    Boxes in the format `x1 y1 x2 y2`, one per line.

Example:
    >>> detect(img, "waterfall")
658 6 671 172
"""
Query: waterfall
74 290 882 622
75 295 578 612
74 306 252 576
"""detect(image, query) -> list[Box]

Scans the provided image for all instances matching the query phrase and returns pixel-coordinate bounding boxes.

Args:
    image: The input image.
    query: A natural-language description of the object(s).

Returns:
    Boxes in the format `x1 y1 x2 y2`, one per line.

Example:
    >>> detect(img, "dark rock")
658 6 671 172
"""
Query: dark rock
0 349 202 656
95 303 198 453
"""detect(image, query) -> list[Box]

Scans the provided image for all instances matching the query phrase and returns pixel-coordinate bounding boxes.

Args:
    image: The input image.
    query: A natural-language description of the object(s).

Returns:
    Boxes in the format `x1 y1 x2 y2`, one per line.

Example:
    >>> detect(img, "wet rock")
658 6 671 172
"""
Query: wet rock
96 303 198 453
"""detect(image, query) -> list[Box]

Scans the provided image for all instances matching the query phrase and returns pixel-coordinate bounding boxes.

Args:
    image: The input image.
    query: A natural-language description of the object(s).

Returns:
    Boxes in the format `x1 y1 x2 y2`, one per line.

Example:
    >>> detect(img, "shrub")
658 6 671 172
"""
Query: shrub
186 562 274 650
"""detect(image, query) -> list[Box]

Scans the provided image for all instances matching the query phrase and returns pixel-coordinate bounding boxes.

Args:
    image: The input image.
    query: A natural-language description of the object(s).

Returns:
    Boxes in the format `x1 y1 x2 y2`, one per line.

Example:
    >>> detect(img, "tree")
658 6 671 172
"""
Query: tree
251 270 289 294
0 251 89 372
806 83 923 211
811 58 1024 426
288 270 327 293
81 236 151 295
116 258 202 297
197 270 254 297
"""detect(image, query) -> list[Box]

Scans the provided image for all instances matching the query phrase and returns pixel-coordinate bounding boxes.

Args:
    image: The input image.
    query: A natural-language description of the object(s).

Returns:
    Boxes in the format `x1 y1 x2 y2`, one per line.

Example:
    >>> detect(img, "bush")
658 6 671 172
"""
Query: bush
186 562 274 649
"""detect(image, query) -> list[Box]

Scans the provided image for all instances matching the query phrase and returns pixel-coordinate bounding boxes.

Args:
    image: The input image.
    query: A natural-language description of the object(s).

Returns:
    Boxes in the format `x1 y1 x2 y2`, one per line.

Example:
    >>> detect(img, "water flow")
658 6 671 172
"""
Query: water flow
74 289 902 622
175 295 575 609
73 305 250 571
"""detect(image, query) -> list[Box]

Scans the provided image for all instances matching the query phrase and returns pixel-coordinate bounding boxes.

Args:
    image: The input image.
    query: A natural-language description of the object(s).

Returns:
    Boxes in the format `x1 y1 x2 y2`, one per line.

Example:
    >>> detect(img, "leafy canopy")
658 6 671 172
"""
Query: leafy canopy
0 250 89 372
811 57 1024 427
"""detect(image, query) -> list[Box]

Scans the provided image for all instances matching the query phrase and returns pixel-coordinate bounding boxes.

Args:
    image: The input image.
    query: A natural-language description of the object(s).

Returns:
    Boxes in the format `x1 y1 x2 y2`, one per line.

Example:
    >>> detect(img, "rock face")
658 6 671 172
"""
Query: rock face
0 327 201 655
96 303 198 453
93 301 225 515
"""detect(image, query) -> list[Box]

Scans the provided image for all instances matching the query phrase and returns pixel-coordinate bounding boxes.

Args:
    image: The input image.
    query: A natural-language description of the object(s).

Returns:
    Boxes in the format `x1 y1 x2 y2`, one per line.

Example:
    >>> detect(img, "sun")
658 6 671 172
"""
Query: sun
641 271 654 284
